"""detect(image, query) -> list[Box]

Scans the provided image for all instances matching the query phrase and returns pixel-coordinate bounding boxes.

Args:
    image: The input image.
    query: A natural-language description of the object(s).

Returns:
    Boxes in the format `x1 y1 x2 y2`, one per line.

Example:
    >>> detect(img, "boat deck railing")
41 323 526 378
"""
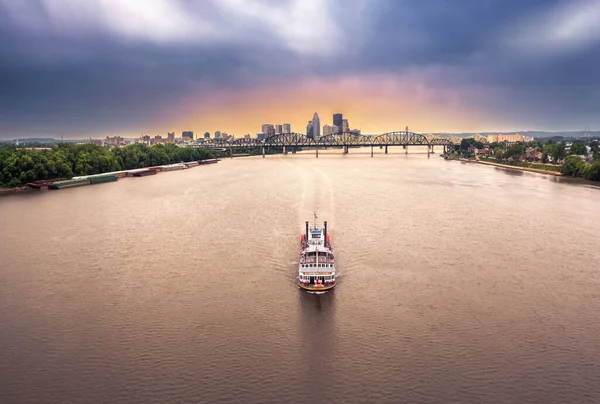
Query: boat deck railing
299 259 335 265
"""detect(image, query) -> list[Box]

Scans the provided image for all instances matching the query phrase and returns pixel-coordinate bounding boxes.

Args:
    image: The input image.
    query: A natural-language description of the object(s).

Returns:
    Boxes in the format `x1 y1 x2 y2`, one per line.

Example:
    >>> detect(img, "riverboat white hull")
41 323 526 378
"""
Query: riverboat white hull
298 215 336 292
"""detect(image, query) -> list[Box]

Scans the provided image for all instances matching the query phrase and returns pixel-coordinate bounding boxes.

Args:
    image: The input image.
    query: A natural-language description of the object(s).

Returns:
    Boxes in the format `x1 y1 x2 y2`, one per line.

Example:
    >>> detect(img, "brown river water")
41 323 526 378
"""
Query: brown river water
1 148 600 403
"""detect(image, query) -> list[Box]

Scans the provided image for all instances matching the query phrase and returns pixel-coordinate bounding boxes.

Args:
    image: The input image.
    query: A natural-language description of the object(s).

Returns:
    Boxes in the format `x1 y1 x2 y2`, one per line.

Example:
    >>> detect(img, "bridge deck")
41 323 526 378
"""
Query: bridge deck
203 131 460 148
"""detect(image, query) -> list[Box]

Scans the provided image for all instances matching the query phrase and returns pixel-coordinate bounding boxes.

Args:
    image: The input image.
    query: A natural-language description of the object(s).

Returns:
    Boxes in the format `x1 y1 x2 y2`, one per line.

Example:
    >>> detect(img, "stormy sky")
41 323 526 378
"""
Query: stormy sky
0 0 599 139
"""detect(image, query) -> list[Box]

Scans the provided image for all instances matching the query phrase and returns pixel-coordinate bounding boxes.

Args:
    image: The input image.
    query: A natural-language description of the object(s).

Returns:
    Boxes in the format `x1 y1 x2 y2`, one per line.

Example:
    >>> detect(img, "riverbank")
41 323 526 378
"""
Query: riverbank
0 159 220 196
454 158 562 176
0 186 33 195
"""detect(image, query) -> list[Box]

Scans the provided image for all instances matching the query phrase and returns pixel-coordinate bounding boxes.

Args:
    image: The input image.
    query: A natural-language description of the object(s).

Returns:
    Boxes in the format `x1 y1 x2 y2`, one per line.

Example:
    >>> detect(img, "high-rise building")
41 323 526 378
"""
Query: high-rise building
333 113 343 129
341 119 349 133
312 112 321 138
323 124 339 136
215 131 221 139
204 132 210 139
275 124 283 134
306 121 314 139
282 123 291 134
167 132 175 143
261 124 275 137
182 131 194 141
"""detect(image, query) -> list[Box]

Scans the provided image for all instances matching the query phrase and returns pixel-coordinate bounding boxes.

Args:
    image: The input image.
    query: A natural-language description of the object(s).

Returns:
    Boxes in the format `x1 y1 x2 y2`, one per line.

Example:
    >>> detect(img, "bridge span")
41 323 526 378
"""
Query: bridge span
204 130 460 158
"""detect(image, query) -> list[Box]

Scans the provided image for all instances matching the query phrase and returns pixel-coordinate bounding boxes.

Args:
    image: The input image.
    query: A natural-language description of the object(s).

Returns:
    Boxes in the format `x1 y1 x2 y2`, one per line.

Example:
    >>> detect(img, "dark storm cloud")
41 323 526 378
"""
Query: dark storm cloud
0 0 599 137
345 0 600 129
0 0 308 136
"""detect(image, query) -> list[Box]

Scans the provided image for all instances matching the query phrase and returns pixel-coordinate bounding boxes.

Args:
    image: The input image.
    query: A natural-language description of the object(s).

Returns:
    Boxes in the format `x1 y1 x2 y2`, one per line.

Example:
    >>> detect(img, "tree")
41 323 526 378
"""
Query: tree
554 142 567 163
583 161 600 181
561 155 586 177
570 141 587 156
460 138 475 151
504 143 526 161
0 143 219 187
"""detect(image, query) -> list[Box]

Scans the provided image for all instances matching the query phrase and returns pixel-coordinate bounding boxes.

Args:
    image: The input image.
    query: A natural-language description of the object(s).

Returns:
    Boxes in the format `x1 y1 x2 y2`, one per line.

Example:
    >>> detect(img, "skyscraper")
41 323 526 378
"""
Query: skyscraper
182 131 194 141
312 112 321 138
204 132 210 139
333 113 343 131
167 132 175 143
275 124 283 134
306 121 314 139
261 124 275 136
282 123 291 134
341 119 349 133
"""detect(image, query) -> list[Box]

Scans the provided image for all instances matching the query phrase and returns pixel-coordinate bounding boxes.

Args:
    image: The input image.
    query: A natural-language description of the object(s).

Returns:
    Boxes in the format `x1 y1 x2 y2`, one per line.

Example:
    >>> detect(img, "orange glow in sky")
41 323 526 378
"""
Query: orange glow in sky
148 74 499 137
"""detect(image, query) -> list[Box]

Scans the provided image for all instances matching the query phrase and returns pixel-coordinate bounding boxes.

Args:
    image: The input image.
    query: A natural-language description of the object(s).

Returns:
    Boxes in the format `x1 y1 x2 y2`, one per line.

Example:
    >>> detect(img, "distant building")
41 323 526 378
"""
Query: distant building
341 119 349 133
167 132 175 143
182 131 194 142
323 123 339 136
282 123 291 134
258 133 266 141
487 133 524 143
275 124 283 134
152 135 165 145
215 131 221 139
312 112 321 138
306 121 314 139
204 132 210 139
261 124 275 137
90 139 103 146
333 113 343 129
105 136 123 146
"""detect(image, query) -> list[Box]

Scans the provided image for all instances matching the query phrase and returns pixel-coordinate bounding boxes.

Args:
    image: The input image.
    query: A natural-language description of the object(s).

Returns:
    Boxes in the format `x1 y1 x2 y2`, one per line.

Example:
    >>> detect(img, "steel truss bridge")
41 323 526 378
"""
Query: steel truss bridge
204 130 460 157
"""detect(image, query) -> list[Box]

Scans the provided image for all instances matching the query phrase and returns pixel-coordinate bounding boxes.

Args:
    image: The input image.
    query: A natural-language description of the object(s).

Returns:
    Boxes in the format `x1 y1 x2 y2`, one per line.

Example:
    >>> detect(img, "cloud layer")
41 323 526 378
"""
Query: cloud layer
0 0 598 138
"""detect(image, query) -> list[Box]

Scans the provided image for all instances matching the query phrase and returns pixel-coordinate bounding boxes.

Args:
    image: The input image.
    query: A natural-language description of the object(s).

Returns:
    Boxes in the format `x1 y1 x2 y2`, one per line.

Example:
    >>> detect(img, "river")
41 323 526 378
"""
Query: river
1 148 599 404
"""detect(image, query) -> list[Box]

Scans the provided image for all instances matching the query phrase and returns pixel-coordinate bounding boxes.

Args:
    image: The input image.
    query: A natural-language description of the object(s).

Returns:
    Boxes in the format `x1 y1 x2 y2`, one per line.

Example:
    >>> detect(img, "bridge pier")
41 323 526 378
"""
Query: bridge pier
292 147 296 154
229 147 233 158
403 145 407 154
283 146 287 155
262 146 265 158
385 145 388 154
371 145 373 157
343 145 349 154
316 145 318 158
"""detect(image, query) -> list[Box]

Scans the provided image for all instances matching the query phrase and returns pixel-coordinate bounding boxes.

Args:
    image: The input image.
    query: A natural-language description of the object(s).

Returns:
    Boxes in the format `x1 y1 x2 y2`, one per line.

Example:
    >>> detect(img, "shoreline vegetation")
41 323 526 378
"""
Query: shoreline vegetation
0 143 218 193
457 158 562 176
0 143 291 194
443 137 600 182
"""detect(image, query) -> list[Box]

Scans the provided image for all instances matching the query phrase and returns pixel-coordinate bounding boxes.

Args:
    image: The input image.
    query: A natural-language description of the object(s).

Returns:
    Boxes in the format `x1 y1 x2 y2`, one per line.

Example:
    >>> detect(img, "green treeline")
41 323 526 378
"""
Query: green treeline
454 138 600 181
561 156 600 181
0 143 220 187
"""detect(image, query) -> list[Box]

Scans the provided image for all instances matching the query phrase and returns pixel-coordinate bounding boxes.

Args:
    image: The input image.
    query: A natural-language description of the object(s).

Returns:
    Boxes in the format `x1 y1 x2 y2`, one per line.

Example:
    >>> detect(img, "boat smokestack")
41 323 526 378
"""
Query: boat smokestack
305 221 309 241
324 221 327 245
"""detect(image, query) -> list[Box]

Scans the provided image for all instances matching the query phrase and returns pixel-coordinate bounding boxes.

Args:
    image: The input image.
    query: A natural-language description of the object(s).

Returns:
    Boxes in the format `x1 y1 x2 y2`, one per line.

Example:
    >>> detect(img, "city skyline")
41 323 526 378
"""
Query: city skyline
1 0 599 139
